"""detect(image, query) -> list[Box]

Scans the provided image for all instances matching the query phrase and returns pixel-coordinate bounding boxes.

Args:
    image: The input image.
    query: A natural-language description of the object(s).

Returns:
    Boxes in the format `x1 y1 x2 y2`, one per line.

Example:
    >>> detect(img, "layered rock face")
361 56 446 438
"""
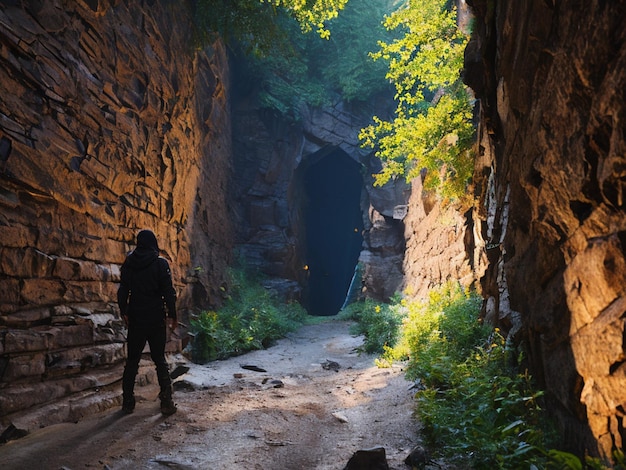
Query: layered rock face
0 1 232 421
467 0 626 459
403 180 474 300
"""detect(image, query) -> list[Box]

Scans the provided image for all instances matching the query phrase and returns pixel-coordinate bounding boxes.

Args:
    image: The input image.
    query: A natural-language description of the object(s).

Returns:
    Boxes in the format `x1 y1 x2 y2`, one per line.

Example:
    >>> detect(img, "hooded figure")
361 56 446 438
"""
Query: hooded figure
117 229 178 415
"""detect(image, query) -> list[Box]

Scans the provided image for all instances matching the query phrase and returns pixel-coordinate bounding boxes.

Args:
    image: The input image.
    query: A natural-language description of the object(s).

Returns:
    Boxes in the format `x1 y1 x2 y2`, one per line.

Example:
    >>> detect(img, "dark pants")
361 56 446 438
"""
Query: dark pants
122 323 172 402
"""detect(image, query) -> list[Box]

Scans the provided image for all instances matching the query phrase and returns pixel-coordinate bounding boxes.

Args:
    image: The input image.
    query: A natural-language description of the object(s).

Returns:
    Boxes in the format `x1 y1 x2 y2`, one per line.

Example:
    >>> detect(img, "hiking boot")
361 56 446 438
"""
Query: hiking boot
122 396 135 414
160 399 177 416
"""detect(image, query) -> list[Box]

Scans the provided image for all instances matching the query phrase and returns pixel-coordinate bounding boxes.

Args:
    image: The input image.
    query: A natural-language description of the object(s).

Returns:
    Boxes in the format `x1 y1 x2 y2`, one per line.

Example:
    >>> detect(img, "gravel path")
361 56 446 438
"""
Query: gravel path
0 320 422 470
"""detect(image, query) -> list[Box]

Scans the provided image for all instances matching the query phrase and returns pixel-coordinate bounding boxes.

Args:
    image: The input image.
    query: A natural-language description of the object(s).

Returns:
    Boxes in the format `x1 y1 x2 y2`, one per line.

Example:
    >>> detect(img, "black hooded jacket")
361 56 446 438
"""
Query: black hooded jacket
117 230 176 327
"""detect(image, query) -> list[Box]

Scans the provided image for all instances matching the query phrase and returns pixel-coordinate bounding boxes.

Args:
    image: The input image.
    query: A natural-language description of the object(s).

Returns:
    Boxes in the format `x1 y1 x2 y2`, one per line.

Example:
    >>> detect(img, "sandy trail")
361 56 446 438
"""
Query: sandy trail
0 320 421 470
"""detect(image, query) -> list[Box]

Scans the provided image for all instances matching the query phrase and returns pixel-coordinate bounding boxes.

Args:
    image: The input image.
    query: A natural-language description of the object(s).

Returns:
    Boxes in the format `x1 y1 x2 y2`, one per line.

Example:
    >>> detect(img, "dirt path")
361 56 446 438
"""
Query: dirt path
0 320 422 469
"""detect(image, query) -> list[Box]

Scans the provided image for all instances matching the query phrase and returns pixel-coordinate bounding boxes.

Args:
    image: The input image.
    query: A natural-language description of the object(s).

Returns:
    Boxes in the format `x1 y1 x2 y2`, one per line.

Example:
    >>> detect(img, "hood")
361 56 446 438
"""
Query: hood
125 230 159 269
136 229 159 251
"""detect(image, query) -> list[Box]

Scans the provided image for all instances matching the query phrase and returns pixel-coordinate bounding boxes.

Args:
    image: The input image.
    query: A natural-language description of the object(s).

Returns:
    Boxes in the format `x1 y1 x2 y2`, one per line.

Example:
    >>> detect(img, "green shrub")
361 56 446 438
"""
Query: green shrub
545 449 626 470
188 268 308 363
338 297 405 354
401 282 490 385
394 283 553 468
347 283 590 468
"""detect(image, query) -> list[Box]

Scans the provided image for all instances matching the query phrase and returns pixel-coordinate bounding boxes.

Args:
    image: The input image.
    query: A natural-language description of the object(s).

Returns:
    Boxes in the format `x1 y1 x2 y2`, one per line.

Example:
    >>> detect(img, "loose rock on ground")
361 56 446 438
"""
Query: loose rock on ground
0 320 424 470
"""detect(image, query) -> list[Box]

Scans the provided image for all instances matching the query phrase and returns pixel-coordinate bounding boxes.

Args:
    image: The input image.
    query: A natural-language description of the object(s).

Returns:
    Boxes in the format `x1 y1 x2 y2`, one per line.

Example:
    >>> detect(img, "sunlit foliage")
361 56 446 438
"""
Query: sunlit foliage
343 285 570 468
359 0 474 200
338 297 405 354
192 0 347 55
270 0 349 37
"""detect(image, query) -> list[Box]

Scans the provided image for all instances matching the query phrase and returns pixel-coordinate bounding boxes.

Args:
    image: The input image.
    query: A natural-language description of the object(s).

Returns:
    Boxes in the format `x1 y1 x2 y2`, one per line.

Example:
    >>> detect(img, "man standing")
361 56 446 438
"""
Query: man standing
117 229 178 415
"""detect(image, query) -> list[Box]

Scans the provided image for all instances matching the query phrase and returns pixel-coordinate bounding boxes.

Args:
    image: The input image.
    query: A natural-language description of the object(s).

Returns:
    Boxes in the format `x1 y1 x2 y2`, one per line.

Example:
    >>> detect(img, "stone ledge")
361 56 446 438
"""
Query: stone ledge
0 360 159 435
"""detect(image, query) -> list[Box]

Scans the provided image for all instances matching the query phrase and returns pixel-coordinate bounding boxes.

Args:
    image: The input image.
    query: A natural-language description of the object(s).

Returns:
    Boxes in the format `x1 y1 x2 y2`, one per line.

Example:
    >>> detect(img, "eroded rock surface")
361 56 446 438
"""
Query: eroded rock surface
231 90 473 307
467 0 626 459
0 1 232 420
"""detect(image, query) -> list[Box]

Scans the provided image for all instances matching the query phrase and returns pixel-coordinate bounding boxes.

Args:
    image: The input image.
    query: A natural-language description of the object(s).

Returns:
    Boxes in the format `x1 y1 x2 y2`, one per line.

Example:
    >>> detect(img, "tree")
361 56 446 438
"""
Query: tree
359 0 474 200
192 0 348 55
272 0 349 37
313 0 398 102
231 0 399 119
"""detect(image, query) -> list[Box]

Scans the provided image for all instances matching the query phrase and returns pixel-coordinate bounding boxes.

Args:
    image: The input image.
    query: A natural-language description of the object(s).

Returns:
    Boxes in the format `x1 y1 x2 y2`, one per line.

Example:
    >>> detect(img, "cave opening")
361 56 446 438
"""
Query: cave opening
300 147 364 316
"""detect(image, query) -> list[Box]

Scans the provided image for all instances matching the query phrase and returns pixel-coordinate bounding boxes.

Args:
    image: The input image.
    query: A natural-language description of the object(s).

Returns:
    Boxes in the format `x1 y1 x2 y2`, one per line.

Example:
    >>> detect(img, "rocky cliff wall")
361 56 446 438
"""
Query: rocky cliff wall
0 0 232 423
466 0 626 459
402 180 474 300
230 92 406 305
230 90 473 310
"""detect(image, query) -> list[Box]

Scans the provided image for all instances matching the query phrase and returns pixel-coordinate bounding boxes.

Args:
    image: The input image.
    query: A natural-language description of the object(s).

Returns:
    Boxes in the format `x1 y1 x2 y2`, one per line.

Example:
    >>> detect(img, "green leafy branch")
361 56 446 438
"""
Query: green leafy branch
360 0 474 200
191 0 347 55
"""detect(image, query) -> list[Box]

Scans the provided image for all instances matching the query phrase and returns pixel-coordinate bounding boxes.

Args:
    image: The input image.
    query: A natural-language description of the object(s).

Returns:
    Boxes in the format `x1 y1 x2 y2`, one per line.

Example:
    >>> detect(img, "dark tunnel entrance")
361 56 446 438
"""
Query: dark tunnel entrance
301 147 364 316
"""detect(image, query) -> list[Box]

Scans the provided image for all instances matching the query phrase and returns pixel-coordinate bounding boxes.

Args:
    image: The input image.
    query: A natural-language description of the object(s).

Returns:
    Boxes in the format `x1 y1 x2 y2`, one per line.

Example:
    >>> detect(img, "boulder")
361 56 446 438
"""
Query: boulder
343 447 390 470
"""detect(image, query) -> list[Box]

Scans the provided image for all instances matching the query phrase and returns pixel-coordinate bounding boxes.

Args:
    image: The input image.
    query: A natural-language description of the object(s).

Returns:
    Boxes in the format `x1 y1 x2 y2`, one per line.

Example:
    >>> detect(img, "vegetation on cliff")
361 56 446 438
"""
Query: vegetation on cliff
341 286 548 467
192 0 348 53
340 287 525 466
342 285 626 469
192 0 397 117
193 0 474 199
359 0 474 200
